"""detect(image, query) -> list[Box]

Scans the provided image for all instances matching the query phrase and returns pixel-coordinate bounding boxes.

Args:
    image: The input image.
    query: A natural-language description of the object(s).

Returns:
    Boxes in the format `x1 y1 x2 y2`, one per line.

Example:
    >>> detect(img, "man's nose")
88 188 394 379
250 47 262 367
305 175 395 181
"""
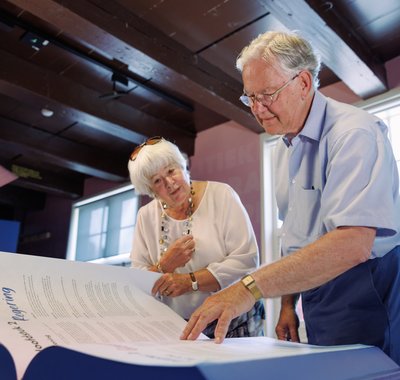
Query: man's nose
252 99 271 115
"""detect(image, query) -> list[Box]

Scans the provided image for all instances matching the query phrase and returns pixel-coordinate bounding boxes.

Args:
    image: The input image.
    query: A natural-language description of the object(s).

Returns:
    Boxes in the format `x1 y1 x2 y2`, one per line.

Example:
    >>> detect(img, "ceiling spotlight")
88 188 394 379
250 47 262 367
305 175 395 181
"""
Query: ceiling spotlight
20 31 49 51
41 108 54 117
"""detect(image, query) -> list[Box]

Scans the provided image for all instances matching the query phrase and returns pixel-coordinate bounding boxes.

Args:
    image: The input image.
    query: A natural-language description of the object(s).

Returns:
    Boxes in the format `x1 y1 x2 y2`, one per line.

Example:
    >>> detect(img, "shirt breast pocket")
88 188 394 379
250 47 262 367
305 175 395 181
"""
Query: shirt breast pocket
292 186 321 238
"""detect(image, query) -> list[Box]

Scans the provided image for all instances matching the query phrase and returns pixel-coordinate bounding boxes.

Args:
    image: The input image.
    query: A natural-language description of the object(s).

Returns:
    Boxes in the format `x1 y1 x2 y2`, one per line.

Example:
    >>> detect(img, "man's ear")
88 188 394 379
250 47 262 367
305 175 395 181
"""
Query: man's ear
298 71 313 98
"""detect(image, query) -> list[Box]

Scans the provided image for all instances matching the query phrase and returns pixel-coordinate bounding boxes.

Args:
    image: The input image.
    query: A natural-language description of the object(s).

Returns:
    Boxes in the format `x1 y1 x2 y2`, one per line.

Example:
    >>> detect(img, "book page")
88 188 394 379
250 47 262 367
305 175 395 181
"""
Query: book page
0 251 199 379
0 251 371 380
61 336 367 367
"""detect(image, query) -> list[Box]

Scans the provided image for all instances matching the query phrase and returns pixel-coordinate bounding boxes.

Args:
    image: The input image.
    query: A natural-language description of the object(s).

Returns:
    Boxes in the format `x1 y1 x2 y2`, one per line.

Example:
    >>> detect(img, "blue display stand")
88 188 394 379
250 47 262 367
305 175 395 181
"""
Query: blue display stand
4 344 396 380
0 220 20 252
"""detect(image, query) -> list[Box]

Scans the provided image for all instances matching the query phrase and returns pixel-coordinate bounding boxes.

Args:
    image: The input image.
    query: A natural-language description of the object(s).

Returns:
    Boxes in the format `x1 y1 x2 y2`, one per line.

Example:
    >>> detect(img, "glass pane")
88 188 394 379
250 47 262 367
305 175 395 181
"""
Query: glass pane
371 102 400 194
104 191 137 257
121 197 138 227
77 201 107 235
390 114 400 161
76 234 102 261
119 226 135 254
90 207 106 234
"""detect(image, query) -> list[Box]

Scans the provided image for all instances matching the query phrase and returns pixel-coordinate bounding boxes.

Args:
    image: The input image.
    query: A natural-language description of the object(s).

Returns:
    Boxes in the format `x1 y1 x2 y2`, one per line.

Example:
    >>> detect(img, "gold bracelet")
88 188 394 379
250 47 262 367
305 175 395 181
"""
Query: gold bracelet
156 261 164 273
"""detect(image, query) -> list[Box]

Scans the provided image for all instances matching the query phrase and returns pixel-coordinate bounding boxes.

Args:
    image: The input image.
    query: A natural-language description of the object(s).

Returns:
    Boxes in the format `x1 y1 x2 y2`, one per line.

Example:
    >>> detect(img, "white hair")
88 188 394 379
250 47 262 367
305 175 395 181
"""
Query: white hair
127 138 190 197
236 31 321 89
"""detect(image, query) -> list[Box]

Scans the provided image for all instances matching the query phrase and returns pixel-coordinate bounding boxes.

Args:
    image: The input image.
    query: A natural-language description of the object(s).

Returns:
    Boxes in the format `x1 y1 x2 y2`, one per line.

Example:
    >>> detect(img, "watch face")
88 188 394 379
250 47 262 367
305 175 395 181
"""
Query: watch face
242 275 262 301
190 272 198 291
242 275 254 286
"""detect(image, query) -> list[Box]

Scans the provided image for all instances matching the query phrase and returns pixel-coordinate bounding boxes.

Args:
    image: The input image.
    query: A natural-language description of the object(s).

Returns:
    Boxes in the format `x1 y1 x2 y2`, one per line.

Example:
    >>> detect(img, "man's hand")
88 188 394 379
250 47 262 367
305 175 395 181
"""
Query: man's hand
275 295 300 342
180 281 255 343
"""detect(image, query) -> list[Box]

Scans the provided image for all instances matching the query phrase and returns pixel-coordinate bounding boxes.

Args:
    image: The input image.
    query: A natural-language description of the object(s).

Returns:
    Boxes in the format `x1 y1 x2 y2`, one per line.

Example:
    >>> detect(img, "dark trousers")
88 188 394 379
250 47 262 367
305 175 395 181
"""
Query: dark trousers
302 245 400 365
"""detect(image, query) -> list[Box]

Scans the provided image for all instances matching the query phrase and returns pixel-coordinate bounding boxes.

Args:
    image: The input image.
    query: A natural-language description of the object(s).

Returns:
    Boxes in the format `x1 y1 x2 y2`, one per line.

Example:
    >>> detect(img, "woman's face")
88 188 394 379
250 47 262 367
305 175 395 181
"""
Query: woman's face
150 164 190 208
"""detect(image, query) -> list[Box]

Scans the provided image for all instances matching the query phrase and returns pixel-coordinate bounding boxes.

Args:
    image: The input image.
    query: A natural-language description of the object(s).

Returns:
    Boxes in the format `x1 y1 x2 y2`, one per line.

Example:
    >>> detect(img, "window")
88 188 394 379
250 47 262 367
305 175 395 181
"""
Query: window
66 183 139 266
375 107 400 174
357 88 400 177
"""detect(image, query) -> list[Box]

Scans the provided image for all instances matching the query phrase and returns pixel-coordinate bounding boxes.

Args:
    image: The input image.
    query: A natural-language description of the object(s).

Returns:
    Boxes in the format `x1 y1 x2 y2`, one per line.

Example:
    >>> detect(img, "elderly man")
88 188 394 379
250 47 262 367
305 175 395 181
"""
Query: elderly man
181 31 400 365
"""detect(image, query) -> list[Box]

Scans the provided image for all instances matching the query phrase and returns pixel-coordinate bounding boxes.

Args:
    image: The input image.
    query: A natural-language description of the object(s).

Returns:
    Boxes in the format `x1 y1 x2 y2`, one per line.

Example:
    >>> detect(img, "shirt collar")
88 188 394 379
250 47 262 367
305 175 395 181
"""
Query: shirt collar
282 91 327 147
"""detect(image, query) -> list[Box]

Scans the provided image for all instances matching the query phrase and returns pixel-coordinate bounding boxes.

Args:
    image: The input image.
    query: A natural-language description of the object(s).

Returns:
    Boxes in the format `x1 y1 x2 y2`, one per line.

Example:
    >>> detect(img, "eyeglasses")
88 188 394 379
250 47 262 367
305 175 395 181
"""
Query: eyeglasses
239 73 299 108
129 136 162 161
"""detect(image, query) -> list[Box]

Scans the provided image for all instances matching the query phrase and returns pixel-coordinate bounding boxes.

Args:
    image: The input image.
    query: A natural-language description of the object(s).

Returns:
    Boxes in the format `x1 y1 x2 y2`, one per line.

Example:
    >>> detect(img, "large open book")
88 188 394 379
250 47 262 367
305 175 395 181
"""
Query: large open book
0 251 398 380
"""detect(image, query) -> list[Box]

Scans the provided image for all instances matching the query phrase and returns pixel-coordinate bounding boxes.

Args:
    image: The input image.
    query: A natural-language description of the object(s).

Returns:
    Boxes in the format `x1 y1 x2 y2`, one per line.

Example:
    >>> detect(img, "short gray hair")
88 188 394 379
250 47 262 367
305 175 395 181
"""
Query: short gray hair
236 31 321 89
127 138 190 197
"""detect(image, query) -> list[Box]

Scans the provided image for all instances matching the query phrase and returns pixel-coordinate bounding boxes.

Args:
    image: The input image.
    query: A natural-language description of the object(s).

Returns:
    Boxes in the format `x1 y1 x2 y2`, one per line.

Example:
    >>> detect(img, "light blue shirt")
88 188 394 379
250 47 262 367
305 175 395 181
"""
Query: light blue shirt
275 91 400 258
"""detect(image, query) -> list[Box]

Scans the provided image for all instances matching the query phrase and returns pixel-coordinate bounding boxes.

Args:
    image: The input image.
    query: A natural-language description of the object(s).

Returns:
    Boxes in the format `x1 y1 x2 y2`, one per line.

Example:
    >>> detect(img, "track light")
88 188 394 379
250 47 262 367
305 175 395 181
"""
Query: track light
20 31 49 51
41 108 54 117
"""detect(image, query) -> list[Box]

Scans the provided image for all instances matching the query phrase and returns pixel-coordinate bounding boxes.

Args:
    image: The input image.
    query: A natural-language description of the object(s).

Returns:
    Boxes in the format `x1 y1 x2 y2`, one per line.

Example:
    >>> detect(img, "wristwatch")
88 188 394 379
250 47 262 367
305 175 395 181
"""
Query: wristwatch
241 275 263 301
189 272 198 291
155 260 164 273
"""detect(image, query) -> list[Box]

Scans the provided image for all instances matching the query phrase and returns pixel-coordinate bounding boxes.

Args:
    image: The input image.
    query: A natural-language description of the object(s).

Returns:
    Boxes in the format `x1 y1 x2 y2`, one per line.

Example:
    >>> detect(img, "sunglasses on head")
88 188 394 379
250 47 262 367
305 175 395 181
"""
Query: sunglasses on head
129 136 163 161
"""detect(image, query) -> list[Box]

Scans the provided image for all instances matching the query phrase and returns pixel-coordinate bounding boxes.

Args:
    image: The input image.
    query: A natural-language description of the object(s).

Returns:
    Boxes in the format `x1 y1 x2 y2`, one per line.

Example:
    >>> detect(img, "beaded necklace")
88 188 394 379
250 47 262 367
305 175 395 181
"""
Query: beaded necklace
159 184 195 256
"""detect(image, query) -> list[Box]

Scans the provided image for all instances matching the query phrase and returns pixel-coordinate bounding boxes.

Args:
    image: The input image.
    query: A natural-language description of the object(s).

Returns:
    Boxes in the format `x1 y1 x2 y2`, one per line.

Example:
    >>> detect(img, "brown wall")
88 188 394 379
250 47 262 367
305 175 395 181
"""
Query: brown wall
190 121 261 246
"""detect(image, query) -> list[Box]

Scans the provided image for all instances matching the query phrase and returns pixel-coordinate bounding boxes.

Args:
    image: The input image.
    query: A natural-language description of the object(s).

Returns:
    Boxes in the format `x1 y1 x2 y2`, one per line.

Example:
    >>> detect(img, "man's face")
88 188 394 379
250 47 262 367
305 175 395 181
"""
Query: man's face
242 58 305 137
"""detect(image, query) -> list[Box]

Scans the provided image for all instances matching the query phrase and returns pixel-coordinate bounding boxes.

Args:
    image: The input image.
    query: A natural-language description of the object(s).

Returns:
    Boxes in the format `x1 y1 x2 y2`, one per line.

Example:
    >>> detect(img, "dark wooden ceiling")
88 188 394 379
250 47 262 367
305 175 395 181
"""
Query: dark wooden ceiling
0 0 399 214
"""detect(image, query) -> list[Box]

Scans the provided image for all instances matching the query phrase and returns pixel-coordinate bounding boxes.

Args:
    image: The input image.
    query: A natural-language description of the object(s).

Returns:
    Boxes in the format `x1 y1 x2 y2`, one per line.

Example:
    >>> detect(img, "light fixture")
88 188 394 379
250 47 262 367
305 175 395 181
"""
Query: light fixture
41 108 54 118
20 31 49 51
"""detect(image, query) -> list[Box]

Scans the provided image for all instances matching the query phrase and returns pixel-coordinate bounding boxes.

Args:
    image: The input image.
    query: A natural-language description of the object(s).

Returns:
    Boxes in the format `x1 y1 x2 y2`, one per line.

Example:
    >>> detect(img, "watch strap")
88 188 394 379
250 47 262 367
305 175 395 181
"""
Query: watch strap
190 272 198 291
241 274 263 301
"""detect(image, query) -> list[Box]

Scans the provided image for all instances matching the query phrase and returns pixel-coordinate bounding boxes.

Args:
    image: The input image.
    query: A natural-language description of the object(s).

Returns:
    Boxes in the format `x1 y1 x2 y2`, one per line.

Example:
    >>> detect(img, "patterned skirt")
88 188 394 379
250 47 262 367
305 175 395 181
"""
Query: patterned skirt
201 300 265 338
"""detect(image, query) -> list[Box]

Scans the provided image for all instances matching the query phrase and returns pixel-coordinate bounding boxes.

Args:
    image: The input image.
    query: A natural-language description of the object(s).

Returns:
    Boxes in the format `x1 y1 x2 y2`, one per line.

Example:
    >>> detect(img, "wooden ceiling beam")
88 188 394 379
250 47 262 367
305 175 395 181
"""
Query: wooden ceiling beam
0 161 85 199
0 8 193 113
9 0 388 105
261 0 387 98
0 116 128 181
12 177 83 199
0 49 197 149
7 0 262 133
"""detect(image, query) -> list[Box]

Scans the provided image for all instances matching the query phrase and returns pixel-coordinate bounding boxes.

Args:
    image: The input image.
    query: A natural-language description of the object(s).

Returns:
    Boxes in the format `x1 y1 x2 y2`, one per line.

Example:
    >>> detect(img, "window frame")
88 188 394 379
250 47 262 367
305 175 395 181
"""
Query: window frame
260 134 282 338
356 87 400 171
66 182 139 266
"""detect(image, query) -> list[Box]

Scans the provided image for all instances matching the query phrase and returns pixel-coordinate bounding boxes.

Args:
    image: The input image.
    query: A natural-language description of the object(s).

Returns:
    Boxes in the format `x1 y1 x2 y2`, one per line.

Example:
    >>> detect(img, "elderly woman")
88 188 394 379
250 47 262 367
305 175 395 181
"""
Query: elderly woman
128 137 264 338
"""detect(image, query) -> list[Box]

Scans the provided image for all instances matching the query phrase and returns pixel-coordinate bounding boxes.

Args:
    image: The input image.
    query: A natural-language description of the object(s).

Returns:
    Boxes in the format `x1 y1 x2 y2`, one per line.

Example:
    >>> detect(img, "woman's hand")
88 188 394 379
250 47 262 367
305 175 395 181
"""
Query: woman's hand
159 235 195 273
152 273 192 297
